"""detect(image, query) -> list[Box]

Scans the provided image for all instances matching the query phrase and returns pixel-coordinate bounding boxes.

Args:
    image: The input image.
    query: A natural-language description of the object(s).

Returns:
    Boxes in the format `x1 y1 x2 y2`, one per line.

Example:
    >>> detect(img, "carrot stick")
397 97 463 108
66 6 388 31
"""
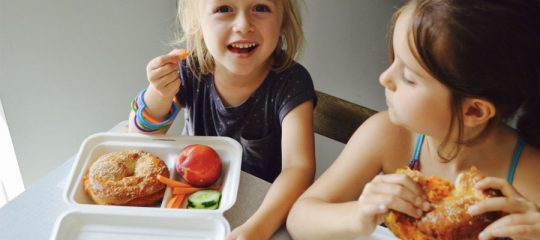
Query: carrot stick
172 185 222 195
172 187 204 195
166 195 178 208
172 194 186 208
157 174 191 188
179 50 189 58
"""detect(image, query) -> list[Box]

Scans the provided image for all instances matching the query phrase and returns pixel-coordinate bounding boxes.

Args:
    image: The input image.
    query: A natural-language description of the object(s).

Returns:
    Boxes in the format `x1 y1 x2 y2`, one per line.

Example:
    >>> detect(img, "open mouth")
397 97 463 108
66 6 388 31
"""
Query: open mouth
227 43 258 54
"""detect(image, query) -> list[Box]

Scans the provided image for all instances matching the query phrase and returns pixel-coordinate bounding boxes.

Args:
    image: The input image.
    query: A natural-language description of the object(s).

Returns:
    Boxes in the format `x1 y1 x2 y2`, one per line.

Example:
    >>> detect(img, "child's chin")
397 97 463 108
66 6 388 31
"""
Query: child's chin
224 62 265 76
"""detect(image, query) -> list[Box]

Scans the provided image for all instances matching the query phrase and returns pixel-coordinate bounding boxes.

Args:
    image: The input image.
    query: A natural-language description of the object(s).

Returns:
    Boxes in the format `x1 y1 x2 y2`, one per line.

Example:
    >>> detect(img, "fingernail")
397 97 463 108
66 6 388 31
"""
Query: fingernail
416 209 423 218
468 205 478 214
422 202 431 211
478 231 486 240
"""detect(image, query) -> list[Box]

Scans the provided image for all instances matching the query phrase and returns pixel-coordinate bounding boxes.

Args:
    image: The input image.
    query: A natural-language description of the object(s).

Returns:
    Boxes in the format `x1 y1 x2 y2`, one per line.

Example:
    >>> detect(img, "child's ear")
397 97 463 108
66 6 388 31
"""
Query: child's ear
462 98 496 127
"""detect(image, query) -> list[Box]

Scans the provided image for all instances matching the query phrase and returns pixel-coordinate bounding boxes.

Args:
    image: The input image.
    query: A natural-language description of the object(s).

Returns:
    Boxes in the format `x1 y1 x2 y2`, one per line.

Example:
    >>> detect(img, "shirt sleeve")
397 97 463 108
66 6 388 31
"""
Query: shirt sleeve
275 63 318 124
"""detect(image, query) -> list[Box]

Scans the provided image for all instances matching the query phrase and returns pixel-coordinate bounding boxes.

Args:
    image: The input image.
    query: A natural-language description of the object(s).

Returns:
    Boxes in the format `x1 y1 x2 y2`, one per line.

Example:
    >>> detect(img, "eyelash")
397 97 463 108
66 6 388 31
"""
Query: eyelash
214 4 271 14
254 4 271 12
402 73 416 85
215 6 232 13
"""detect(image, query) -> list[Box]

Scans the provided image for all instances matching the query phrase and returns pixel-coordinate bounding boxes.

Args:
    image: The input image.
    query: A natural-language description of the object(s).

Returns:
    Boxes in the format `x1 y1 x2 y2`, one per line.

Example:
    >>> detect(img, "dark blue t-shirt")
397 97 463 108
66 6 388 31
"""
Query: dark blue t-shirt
177 61 317 182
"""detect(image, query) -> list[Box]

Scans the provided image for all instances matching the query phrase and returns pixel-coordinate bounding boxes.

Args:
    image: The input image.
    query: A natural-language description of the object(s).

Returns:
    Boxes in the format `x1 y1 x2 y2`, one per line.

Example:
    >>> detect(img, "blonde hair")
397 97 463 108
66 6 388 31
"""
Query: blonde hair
175 0 304 77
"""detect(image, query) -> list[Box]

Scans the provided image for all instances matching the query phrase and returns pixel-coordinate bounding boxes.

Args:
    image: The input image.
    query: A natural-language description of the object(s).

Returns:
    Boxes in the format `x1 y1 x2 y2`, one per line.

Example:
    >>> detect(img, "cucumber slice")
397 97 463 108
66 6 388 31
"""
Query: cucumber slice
187 202 219 210
187 190 221 209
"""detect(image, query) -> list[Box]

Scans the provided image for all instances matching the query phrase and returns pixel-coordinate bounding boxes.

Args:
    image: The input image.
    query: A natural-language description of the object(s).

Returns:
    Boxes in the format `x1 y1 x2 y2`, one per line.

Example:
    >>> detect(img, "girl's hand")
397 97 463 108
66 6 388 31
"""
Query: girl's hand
146 49 187 98
226 223 261 240
355 173 430 235
468 177 540 240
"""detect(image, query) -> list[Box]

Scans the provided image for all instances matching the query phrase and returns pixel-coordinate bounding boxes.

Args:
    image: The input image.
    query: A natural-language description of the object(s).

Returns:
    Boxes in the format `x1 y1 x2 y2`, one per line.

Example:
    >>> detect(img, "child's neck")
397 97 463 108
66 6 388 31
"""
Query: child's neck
422 123 517 180
213 63 271 107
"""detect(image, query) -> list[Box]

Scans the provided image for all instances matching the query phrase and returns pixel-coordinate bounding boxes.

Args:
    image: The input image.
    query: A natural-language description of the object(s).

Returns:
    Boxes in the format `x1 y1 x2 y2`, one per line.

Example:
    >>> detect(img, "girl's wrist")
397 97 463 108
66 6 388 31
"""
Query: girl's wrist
131 88 178 133
243 218 273 239
147 85 175 101
348 203 373 236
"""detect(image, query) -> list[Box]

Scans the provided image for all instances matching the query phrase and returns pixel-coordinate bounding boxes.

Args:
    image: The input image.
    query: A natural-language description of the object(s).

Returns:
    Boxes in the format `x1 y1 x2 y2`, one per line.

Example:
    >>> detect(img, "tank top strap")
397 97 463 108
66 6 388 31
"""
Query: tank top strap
408 134 425 170
507 135 526 184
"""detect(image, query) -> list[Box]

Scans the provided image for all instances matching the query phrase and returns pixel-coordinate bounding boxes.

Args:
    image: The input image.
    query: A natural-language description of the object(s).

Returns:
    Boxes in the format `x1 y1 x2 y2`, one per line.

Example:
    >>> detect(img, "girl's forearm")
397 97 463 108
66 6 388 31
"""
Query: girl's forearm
246 166 314 239
287 199 363 240
143 86 175 120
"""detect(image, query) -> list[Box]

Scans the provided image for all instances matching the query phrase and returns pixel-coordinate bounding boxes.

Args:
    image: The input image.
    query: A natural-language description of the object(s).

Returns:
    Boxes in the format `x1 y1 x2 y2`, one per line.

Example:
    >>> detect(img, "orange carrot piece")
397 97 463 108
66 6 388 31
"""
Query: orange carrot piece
156 174 191 188
179 50 189 58
172 187 204 195
172 194 186 208
172 185 222 195
166 195 178 208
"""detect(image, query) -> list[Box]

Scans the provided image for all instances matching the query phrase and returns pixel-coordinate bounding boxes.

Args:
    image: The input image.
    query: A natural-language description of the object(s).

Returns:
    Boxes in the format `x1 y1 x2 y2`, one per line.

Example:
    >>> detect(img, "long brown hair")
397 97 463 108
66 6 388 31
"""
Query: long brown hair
389 0 540 159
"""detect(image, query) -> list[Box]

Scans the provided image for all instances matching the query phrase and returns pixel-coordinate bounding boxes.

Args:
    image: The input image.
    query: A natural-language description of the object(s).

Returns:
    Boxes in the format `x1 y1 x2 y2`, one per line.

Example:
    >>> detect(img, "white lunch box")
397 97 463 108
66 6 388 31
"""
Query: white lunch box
50 132 242 240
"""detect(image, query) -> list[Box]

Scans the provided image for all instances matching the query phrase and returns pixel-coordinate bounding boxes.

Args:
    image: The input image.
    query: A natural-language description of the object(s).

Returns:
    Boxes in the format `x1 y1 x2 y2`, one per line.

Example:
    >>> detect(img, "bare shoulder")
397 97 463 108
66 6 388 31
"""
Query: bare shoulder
301 112 415 202
514 144 540 206
350 112 416 172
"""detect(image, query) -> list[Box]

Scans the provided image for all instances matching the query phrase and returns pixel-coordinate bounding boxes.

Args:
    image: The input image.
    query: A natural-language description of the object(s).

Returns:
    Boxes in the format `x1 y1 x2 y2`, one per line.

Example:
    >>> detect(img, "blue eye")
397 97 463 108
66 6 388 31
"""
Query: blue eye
254 4 270 12
216 6 232 13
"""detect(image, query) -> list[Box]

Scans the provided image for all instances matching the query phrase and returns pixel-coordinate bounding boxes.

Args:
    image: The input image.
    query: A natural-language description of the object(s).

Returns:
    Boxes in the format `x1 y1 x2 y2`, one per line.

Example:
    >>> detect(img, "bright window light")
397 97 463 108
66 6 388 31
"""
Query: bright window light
0 98 24 207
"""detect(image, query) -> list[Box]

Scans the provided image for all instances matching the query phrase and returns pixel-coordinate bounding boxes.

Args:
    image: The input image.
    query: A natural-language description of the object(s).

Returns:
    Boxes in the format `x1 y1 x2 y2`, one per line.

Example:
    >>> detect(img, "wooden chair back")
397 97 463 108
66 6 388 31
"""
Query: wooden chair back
314 91 377 144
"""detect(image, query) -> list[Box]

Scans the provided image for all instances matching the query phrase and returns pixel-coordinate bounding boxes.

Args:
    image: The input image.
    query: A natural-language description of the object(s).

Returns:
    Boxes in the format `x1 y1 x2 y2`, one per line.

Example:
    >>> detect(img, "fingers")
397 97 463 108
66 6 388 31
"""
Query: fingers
375 174 425 198
150 67 179 89
370 193 424 218
147 49 188 70
469 177 537 216
145 49 188 97
475 177 521 198
479 213 540 240
361 174 429 218
148 63 178 81
469 197 534 215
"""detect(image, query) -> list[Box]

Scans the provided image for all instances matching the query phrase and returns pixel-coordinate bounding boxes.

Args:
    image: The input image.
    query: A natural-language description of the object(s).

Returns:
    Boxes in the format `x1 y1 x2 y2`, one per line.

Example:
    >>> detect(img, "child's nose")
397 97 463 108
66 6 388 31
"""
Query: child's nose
233 13 254 34
379 67 396 91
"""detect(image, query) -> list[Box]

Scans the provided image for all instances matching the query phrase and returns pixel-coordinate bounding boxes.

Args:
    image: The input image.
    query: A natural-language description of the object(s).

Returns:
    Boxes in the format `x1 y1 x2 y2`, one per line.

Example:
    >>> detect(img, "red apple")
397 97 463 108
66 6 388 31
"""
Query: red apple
176 144 222 187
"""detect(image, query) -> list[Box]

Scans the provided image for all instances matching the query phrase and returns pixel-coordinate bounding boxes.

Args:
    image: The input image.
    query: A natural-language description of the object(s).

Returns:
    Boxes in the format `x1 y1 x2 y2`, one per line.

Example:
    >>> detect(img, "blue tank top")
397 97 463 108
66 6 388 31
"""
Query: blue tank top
407 134 526 184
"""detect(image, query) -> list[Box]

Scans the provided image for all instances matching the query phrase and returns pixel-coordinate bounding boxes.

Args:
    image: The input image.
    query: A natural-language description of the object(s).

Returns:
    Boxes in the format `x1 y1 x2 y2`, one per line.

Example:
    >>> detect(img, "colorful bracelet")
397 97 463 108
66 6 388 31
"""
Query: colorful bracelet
132 89 178 132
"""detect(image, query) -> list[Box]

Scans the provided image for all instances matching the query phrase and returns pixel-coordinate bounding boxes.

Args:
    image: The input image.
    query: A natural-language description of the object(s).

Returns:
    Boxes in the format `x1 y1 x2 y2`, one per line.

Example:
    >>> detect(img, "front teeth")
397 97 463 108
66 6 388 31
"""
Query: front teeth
231 43 257 48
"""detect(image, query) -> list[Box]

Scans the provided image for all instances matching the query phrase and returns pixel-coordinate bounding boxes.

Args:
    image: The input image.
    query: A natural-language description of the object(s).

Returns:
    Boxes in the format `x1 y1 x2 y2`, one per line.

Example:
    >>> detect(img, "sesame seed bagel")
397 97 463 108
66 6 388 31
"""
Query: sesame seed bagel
83 150 169 206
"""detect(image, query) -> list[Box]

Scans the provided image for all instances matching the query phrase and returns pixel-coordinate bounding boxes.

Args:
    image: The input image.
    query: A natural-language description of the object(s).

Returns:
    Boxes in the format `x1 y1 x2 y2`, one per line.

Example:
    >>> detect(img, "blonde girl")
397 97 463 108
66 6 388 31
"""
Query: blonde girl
129 0 316 239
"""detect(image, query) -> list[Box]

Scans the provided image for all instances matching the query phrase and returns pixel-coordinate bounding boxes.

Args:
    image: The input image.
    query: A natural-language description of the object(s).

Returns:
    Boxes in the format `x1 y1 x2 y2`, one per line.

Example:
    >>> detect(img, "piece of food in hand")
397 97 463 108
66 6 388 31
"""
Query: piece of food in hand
83 150 169 206
384 167 503 240
176 144 222 187
187 189 221 210
179 49 189 58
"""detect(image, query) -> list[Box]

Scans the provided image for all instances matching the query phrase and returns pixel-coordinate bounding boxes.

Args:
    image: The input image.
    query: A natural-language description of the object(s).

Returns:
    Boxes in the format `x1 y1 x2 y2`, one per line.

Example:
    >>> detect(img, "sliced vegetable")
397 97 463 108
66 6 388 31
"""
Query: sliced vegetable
187 189 221 209
157 174 191 188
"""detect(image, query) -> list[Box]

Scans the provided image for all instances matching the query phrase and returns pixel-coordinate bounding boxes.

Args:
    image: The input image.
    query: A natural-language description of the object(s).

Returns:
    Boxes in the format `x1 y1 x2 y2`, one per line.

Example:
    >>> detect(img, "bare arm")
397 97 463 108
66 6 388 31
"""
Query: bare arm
287 112 423 240
227 100 316 240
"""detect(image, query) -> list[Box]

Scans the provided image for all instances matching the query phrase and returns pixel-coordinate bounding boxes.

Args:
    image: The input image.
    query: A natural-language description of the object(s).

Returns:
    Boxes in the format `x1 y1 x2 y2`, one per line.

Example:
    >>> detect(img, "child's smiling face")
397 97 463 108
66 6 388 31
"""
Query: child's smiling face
378 5 452 138
198 0 283 76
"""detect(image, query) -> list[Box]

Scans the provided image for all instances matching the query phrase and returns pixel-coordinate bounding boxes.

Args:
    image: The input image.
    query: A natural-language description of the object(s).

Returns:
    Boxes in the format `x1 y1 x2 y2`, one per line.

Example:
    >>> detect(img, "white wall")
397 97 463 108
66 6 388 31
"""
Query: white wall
302 1 400 176
1 0 178 186
1 0 401 187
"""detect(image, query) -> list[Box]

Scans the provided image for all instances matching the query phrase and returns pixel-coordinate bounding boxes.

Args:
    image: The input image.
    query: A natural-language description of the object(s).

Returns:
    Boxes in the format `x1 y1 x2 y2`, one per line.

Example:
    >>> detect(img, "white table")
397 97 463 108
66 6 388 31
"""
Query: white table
0 155 291 239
